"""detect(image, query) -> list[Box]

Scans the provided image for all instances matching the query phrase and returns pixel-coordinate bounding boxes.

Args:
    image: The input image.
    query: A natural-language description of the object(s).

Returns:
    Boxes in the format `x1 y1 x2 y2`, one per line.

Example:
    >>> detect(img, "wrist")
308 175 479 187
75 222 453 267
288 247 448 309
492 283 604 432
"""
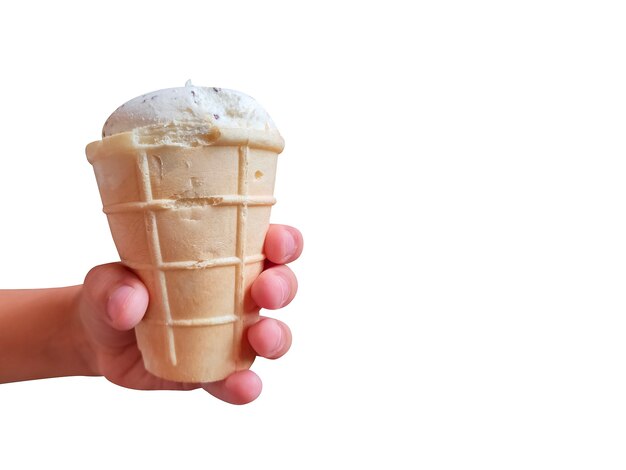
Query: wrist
0 286 99 384
66 285 100 377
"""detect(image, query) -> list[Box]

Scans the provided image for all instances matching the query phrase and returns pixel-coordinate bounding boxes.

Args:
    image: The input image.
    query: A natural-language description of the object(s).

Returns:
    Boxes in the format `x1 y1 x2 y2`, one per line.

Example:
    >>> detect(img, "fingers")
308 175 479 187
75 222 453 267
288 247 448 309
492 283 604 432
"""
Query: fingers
81 263 149 349
202 370 263 405
248 317 292 359
200 318 291 404
265 224 303 265
251 265 298 310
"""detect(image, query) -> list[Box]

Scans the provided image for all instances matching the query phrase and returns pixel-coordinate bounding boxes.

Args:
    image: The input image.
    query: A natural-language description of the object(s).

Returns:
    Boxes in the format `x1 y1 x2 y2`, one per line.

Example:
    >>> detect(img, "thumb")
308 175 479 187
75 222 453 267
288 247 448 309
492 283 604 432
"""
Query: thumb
80 263 149 348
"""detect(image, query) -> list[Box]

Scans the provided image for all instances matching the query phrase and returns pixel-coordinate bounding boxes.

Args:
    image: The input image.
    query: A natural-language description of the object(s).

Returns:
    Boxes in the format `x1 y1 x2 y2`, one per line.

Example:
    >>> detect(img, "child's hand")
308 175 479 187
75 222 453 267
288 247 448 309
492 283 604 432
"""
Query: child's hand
75 224 302 404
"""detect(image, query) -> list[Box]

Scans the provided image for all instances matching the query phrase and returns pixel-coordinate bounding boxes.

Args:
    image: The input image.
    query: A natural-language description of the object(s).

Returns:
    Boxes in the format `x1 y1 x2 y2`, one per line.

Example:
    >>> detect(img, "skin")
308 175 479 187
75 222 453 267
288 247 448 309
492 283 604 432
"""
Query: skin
0 224 303 405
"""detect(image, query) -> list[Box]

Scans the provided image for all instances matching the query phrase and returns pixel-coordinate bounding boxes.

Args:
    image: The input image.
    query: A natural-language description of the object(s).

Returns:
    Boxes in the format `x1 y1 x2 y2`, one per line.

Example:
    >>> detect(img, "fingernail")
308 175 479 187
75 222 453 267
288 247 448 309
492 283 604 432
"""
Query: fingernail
284 230 297 260
107 285 135 321
278 275 291 306
268 320 284 356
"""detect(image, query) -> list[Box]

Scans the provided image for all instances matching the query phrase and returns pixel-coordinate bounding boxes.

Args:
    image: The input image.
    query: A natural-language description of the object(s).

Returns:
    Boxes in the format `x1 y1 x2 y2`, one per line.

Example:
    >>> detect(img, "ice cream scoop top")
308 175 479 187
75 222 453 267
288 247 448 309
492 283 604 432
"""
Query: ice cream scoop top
102 84 278 138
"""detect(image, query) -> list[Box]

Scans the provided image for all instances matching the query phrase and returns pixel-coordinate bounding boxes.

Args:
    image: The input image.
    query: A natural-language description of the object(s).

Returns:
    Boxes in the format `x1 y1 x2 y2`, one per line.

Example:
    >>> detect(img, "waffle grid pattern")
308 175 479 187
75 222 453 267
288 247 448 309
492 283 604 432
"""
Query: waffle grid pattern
101 144 274 365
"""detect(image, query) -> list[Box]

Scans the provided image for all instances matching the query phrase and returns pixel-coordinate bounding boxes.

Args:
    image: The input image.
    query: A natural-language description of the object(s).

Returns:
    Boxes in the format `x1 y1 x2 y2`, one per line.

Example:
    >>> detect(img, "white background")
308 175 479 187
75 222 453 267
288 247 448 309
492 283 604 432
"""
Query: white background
1 0 625 468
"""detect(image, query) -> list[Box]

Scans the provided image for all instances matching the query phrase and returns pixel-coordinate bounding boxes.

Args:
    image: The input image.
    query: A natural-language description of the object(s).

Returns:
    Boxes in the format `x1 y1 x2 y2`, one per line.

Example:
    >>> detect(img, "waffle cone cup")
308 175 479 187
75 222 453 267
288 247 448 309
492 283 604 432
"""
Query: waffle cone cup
86 127 284 382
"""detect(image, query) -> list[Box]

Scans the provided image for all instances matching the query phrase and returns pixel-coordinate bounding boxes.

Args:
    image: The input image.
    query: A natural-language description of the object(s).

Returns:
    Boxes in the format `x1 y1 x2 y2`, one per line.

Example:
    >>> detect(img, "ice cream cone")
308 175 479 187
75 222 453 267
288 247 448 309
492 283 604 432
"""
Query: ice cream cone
86 106 284 382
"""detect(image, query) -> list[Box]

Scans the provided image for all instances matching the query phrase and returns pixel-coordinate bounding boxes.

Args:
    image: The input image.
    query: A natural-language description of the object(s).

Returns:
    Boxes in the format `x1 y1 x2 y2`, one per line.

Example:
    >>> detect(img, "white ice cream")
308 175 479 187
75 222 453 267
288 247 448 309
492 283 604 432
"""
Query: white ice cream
102 82 278 138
